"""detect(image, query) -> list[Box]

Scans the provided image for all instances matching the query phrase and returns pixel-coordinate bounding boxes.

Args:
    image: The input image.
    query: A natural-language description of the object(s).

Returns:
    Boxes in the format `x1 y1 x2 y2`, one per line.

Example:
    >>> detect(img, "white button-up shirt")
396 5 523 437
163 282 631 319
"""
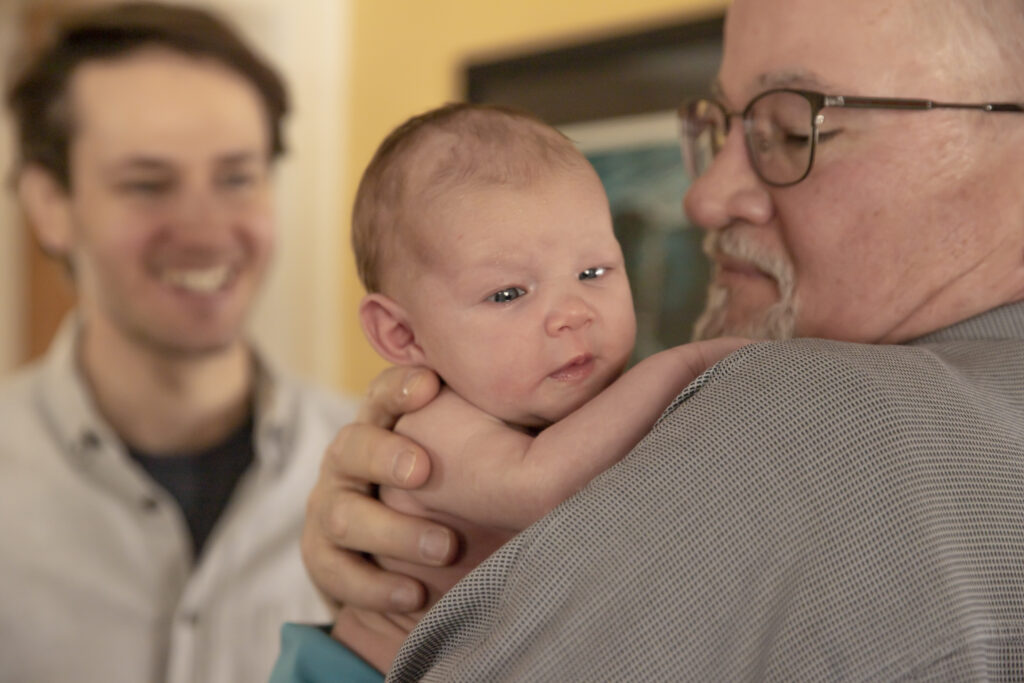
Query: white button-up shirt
0 321 358 683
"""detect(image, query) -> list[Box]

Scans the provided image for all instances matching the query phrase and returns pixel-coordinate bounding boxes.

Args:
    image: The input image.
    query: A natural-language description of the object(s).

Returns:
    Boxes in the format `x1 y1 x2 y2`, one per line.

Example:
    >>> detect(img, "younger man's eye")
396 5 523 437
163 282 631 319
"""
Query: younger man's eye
579 267 607 280
121 179 172 195
488 287 527 303
219 171 258 189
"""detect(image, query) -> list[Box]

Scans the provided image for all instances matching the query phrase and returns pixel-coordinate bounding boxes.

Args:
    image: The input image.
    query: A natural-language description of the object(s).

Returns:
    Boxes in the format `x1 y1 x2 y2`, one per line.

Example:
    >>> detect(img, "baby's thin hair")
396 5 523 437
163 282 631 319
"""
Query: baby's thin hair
352 102 588 294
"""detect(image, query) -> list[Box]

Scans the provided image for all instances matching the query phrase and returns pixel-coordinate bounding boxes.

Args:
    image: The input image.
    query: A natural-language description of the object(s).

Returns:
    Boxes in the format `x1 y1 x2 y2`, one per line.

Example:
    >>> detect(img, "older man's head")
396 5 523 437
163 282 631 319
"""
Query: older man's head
685 0 1024 343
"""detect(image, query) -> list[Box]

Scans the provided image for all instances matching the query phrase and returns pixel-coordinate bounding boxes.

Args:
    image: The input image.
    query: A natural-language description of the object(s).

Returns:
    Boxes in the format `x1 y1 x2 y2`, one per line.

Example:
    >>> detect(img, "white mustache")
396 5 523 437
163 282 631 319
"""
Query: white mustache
703 228 794 299
692 227 798 341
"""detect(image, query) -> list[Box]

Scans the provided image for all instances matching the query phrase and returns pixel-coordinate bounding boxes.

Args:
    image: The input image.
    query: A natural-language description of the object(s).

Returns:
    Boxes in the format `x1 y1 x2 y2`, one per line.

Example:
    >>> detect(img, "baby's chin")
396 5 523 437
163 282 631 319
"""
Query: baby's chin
504 414 552 436
505 370 626 432
506 399 590 434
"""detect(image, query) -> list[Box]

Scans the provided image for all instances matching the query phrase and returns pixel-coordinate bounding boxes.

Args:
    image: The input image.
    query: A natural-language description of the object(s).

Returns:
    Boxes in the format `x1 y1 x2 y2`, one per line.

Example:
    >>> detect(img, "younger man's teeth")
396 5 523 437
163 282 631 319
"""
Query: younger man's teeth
163 266 231 293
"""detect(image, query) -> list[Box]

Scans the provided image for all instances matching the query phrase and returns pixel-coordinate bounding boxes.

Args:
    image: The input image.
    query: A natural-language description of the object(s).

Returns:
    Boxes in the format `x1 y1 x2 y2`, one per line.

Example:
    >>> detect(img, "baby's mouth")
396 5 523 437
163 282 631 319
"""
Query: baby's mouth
549 354 595 382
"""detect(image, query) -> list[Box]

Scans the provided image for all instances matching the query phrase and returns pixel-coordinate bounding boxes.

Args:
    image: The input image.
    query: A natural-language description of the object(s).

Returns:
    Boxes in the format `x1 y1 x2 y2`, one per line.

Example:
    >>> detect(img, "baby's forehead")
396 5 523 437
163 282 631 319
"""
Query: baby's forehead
382 114 602 264
406 128 574 191
408 159 590 237
401 129 463 178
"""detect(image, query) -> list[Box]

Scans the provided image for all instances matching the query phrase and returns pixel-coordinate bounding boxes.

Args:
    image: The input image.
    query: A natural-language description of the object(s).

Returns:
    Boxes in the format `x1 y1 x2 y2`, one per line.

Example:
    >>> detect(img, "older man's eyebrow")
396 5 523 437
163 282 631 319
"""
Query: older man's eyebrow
756 70 837 92
712 71 840 105
702 70 845 110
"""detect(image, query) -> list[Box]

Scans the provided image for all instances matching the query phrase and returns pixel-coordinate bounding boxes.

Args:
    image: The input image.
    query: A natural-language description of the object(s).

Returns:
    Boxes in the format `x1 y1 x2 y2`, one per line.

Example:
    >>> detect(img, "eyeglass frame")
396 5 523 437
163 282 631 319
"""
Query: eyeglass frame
679 88 1024 187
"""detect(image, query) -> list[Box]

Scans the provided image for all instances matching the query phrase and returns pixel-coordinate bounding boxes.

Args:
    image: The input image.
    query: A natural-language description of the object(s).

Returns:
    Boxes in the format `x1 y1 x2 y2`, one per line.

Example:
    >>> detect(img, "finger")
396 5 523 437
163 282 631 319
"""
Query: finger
313 485 458 566
324 422 432 490
301 521 427 612
688 336 752 375
357 366 441 429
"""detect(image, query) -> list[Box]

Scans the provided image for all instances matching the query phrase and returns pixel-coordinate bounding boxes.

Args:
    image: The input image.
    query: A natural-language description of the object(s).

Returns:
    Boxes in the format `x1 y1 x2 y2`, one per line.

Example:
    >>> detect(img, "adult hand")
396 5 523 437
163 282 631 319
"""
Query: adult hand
301 366 458 614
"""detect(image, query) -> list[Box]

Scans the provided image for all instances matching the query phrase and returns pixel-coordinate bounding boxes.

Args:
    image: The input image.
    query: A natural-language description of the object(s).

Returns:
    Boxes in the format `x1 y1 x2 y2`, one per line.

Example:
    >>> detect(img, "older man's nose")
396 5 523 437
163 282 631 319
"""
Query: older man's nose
684 125 774 232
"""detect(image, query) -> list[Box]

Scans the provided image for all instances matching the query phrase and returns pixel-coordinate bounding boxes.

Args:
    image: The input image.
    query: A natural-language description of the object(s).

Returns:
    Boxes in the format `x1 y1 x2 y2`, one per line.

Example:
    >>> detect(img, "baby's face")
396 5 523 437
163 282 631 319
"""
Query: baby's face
393 166 636 429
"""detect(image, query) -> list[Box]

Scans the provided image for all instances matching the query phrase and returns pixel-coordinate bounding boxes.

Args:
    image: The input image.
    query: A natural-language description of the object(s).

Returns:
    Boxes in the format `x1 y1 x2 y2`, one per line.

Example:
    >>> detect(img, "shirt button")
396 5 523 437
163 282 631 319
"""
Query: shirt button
180 611 200 627
140 497 160 512
81 431 101 449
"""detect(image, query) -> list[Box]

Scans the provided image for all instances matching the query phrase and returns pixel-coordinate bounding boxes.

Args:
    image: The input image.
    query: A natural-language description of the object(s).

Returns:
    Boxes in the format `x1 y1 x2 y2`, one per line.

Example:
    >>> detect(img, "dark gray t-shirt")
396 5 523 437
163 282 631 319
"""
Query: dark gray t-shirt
129 414 254 559
390 302 1024 681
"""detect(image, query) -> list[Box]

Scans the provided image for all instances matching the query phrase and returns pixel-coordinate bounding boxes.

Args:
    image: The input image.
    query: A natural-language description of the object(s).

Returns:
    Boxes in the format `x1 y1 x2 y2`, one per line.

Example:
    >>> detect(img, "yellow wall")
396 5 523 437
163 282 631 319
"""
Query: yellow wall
341 0 730 394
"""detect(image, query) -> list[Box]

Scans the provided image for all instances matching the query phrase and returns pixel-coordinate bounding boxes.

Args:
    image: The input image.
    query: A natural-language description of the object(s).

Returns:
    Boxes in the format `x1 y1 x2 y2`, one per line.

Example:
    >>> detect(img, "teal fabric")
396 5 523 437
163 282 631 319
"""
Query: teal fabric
270 623 384 683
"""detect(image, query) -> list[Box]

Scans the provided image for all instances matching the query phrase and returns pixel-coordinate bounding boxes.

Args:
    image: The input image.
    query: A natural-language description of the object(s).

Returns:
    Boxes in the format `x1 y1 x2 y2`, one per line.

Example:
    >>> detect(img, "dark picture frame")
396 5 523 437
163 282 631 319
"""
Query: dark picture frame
464 13 725 357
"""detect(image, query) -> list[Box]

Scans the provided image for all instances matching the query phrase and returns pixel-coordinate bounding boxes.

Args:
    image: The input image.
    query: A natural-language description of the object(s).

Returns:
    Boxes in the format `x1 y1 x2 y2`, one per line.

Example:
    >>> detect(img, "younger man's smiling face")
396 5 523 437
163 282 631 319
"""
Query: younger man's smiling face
53 47 276 356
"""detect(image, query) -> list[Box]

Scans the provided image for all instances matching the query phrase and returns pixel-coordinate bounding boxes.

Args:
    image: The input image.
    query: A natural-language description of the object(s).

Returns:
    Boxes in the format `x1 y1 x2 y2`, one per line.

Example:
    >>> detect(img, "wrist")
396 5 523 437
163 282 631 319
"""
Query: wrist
331 605 416 673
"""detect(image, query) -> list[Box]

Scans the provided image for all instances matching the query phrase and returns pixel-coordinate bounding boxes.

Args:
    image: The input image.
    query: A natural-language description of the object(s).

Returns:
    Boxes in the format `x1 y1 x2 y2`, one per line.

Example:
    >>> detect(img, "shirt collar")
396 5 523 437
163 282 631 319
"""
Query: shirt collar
36 314 300 473
249 346 300 473
908 301 1024 345
35 316 120 461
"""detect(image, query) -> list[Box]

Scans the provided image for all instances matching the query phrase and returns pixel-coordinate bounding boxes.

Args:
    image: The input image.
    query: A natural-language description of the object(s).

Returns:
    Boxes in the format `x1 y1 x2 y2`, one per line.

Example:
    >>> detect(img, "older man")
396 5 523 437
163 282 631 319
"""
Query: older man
283 0 1024 679
0 4 356 682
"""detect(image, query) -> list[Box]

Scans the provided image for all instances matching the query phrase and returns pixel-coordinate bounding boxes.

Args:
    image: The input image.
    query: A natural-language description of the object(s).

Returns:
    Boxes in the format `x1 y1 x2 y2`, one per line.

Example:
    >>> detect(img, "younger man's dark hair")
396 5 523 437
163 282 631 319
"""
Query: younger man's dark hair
6 1 289 189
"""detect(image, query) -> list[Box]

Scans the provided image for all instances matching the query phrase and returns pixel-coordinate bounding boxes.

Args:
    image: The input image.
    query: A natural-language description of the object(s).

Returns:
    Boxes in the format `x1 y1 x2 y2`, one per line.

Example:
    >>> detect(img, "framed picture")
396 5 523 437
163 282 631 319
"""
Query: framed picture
465 13 724 359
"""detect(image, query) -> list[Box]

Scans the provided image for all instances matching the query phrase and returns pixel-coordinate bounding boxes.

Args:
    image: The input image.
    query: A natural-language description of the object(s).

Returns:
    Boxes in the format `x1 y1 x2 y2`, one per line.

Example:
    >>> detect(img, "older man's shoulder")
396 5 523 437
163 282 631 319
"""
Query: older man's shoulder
686 334 1022 426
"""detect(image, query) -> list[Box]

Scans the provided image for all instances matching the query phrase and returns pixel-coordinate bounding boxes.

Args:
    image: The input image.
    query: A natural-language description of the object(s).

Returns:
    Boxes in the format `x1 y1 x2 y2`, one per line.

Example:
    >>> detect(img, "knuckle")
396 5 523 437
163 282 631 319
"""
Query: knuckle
364 376 387 407
324 494 357 541
299 525 317 569
304 481 325 520
328 422 358 458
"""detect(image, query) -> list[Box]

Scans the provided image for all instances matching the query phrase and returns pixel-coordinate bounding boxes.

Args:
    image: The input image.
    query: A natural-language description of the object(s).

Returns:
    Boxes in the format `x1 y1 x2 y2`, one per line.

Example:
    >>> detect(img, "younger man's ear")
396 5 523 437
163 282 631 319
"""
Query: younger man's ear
17 165 74 258
359 293 428 366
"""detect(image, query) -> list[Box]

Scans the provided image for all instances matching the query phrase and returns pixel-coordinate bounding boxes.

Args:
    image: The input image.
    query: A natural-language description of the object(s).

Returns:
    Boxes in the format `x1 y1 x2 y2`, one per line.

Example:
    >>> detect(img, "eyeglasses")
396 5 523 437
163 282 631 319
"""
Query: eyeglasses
679 88 1024 187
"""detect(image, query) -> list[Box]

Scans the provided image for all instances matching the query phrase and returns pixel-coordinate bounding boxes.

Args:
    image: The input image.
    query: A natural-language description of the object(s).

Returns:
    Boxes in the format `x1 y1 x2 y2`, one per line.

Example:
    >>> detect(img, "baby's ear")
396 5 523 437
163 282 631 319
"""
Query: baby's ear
358 293 428 366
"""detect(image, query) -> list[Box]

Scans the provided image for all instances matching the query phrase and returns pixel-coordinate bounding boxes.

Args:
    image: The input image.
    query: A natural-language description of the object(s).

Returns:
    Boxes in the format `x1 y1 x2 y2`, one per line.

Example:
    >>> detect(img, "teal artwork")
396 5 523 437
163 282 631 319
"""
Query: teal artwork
587 143 712 363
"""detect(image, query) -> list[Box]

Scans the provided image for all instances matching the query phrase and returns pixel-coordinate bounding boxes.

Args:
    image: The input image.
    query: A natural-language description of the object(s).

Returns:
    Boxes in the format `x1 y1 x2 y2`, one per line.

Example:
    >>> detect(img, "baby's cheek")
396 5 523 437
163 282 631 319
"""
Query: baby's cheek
474 375 537 426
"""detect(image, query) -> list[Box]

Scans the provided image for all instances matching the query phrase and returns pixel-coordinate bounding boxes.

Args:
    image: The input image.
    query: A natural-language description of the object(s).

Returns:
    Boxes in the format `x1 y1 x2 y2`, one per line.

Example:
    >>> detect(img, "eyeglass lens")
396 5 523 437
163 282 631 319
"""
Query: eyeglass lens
682 90 815 186
680 99 726 181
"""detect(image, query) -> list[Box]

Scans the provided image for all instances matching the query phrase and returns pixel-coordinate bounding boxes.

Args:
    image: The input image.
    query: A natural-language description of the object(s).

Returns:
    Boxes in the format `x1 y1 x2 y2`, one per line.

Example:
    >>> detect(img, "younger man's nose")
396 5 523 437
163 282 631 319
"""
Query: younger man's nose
171 189 232 240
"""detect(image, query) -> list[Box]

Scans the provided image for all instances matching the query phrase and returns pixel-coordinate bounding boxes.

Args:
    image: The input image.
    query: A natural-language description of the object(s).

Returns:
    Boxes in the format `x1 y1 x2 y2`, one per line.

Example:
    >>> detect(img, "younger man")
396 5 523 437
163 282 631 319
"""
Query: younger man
331 103 745 671
0 4 356 682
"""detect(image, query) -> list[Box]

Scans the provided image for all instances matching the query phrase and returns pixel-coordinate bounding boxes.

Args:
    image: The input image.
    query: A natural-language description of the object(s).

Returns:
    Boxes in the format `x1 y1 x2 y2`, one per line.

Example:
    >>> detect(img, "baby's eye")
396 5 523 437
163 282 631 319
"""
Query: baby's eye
579 267 607 280
488 287 527 303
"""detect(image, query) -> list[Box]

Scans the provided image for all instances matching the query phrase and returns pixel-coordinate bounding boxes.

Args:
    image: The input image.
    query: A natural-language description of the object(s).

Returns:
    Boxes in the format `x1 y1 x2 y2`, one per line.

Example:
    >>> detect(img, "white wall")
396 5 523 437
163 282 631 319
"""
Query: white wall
0 1 26 376
177 0 352 389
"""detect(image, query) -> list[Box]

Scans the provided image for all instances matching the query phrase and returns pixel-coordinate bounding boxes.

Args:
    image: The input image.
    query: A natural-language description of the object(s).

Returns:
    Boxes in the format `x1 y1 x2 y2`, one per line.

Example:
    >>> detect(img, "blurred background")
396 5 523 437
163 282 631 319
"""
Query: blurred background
0 0 728 396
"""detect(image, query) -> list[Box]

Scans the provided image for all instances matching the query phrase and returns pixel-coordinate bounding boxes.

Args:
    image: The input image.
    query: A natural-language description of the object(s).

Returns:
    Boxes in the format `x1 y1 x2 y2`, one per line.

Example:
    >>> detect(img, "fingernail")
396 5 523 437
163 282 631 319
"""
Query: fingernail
390 584 419 611
401 370 422 399
419 528 451 563
392 449 416 484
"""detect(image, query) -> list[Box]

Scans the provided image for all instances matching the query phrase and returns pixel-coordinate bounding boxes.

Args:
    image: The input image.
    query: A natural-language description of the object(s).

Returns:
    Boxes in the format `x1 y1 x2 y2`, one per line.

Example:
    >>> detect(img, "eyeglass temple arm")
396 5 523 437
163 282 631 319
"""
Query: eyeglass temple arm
825 95 1024 113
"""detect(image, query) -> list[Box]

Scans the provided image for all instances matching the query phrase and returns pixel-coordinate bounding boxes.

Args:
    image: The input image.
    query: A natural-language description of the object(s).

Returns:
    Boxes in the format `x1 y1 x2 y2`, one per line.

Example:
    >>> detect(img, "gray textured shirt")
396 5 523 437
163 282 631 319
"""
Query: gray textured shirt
390 302 1024 681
